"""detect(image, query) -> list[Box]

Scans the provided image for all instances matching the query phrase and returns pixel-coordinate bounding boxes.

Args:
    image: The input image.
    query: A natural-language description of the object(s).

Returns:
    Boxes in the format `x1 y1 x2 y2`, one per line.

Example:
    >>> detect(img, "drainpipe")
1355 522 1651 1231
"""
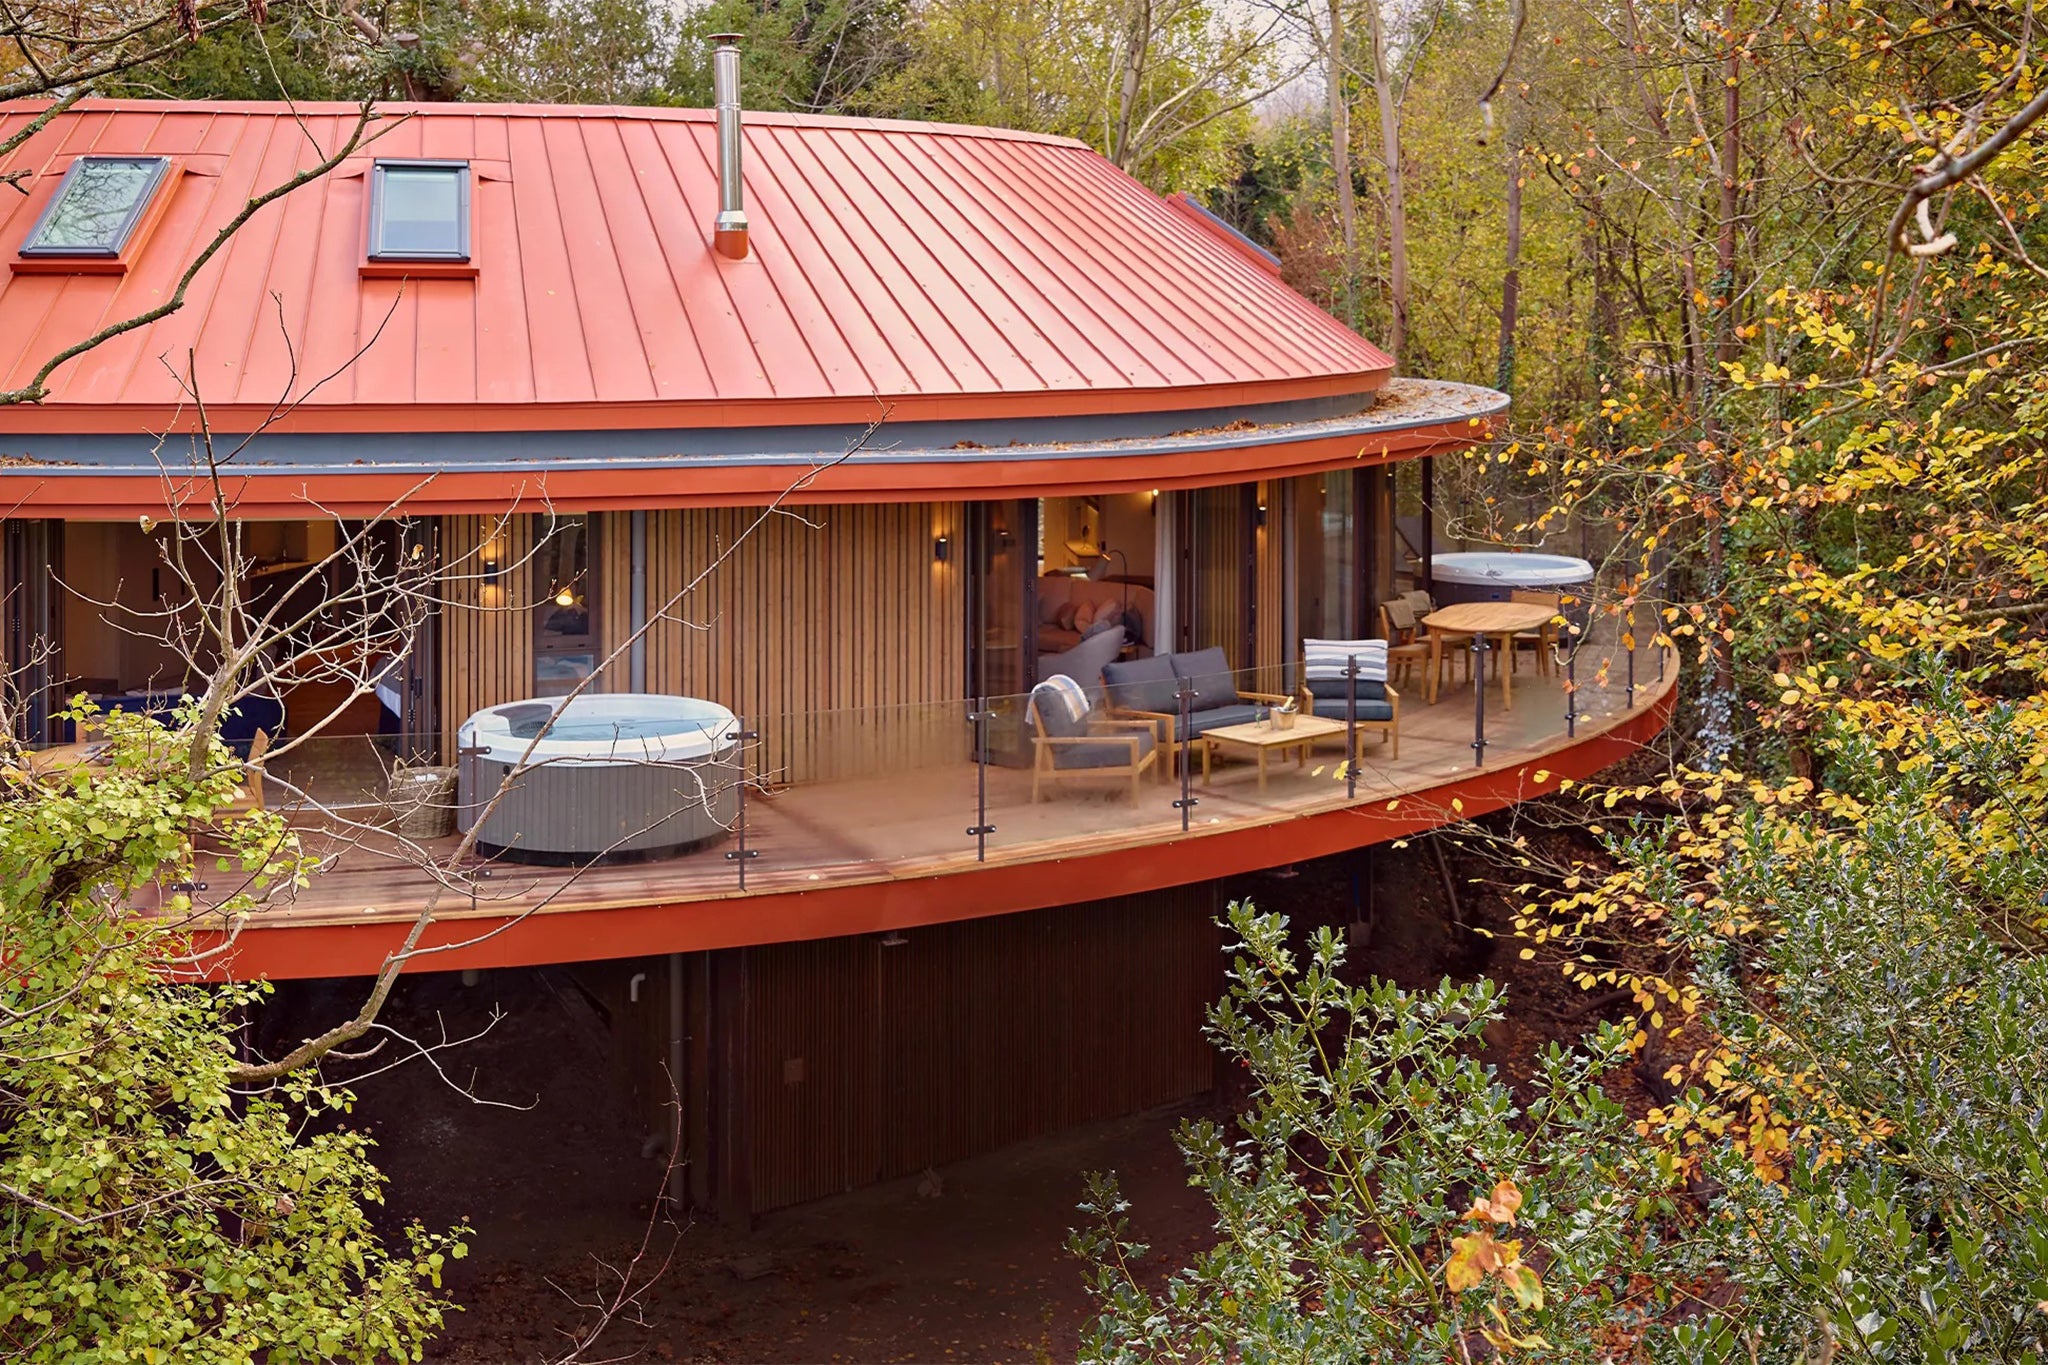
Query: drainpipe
710 35 749 260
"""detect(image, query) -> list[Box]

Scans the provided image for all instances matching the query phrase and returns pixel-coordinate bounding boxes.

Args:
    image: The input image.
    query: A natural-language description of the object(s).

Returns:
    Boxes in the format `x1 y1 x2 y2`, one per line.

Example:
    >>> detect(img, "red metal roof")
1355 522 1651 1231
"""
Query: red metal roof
0 101 1392 432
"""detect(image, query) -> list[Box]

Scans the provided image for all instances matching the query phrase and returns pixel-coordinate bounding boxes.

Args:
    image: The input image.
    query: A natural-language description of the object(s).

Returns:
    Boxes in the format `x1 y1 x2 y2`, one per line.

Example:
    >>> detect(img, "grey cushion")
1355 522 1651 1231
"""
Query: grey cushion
1171 703 1265 741
1031 683 1090 739
1306 676 1388 702
1040 627 1127 711
1170 647 1240 710
1103 654 1181 714
1310 697 1395 723
1052 730 1158 770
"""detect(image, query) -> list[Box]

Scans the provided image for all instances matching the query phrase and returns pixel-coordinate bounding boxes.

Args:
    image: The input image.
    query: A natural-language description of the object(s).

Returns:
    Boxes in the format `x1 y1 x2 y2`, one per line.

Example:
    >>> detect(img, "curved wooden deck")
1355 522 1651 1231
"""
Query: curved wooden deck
181 652 1677 979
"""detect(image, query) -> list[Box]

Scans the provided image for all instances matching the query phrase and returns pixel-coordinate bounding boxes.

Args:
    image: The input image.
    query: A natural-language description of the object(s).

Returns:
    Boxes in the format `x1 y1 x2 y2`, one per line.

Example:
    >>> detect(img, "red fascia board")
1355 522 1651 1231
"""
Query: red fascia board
0 415 1495 519
0 370 1390 435
184 686 1674 981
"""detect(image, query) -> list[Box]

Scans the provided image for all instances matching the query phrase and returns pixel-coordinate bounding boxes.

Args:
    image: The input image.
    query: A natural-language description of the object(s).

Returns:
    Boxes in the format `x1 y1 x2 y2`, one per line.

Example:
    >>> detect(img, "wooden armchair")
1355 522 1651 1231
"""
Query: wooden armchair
1026 687 1160 803
1298 639 1402 761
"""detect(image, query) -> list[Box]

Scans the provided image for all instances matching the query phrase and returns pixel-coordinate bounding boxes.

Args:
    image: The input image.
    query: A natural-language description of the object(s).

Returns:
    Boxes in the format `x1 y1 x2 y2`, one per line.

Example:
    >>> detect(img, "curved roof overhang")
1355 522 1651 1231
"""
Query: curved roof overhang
0 377 1504 518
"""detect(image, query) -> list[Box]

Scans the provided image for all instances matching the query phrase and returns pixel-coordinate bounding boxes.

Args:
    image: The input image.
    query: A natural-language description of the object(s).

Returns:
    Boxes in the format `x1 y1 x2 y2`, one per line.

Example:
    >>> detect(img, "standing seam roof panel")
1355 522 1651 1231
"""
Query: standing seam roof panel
777 128 997 393
0 101 1393 420
835 130 1089 391
734 131 894 395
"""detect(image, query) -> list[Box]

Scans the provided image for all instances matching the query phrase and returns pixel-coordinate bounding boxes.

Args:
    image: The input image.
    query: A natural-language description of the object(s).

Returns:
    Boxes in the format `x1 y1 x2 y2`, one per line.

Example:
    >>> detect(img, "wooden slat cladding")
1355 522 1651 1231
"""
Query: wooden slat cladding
596 511 635 693
735 882 1223 1213
639 502 966 786
437 512 534 755
1255 479 1285 693
437 504 965 781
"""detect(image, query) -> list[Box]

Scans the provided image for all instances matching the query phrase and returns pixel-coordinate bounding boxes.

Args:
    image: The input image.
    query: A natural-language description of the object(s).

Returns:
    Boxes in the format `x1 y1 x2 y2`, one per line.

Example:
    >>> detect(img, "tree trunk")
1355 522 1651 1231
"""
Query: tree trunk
1364 0 1407 359
1701 0 1742 756
1328 0 1358 324
1495 149 1522 394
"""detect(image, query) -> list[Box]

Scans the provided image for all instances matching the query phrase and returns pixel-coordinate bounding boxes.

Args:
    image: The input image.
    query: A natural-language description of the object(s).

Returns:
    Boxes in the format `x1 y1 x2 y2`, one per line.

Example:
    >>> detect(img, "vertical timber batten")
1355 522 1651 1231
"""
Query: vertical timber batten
438 503 965 781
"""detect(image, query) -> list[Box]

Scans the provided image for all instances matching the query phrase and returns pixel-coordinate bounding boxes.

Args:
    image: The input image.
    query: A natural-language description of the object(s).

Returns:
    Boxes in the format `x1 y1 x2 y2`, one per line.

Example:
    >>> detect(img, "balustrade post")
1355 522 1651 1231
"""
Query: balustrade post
1565 639 1579 739
1626 603 1638 710
966 698 995 861
1471 633 1489 768
724 721 759 889
1172 682 1198 832
1345 654 1359 801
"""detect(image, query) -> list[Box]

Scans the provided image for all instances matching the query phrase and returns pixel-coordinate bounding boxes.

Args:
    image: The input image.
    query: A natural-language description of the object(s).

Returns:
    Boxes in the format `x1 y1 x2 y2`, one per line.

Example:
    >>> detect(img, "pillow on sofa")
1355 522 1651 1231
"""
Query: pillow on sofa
1103 654 1180 715
1170 647 1240 709
1074 600 1099 632
1057 601 1081 632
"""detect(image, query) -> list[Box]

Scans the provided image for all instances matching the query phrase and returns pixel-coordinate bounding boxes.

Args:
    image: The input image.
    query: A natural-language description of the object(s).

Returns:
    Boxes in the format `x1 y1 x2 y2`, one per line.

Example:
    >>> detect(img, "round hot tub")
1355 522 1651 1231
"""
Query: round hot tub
1429 551 1594 605
456 694 740 863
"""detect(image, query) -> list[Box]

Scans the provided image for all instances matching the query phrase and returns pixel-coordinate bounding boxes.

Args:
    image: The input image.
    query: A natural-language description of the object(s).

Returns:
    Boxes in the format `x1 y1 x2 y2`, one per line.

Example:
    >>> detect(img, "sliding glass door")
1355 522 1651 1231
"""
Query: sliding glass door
964 500 1038 764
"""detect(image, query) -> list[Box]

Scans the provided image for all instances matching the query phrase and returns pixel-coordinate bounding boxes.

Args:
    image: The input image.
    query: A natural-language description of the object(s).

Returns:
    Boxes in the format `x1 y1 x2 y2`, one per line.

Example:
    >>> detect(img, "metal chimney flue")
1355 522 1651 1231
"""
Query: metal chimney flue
710 34 749 260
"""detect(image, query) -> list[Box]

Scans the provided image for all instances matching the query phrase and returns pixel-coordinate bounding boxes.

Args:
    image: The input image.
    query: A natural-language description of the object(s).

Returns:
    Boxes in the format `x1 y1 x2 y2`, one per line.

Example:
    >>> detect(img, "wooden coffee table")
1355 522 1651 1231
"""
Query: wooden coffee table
1200 715 1347 791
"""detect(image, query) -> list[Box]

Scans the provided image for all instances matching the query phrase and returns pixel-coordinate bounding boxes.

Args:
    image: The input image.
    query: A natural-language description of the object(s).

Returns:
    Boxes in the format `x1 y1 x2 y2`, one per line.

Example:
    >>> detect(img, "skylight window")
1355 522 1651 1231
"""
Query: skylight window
368 160 471 262
20 156 171 258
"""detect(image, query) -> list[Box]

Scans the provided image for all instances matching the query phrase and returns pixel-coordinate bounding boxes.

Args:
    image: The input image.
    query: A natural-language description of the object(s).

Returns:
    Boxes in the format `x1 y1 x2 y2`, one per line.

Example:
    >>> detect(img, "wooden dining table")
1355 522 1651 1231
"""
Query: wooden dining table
1421 602 1559 710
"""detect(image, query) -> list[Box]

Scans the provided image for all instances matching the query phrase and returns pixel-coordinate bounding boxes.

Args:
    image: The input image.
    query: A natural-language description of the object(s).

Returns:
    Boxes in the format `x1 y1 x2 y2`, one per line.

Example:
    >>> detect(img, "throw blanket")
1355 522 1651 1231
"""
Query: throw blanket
1303 638 1388 682
1040 673 1091 725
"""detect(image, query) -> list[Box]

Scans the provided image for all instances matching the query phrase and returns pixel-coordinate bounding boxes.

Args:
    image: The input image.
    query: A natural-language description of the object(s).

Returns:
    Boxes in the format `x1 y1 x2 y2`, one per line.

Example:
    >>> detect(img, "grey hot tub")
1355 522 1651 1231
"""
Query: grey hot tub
455 694 740 863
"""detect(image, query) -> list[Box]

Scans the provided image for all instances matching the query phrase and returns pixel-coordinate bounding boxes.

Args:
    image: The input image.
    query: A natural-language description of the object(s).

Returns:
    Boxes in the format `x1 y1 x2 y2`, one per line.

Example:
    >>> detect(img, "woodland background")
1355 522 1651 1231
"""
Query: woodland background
8 0 2048 1359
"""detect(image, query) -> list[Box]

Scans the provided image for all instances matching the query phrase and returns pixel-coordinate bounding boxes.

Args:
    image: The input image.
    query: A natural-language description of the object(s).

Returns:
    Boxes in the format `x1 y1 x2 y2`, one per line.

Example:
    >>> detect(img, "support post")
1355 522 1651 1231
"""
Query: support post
705 948 752 1228
1420 455 1435 595
666 951 686 1208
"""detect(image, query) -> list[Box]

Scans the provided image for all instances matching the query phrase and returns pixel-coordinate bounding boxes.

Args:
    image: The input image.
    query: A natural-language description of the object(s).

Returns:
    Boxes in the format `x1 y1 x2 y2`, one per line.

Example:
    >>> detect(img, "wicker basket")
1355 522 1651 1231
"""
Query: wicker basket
388 764 457 839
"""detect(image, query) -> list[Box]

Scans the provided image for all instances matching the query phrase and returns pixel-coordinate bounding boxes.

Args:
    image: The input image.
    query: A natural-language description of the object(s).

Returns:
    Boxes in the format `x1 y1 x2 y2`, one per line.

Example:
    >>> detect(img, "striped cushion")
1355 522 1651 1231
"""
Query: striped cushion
1039 673 1090 727
1303 638 1388 683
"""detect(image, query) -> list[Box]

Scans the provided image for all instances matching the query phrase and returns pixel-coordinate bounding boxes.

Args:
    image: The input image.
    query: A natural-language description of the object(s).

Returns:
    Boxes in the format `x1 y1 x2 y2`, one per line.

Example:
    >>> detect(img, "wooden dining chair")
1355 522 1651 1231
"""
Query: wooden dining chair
216 728 271 816
1377 599 1432 691
1509 589 1562 677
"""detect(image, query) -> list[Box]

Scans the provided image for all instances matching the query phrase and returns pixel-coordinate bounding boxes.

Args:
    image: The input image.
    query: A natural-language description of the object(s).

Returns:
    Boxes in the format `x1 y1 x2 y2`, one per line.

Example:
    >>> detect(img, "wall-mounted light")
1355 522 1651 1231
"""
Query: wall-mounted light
481 552 501 583
1255 503 1269 528
933 534 951 562
1149 489 1160 516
